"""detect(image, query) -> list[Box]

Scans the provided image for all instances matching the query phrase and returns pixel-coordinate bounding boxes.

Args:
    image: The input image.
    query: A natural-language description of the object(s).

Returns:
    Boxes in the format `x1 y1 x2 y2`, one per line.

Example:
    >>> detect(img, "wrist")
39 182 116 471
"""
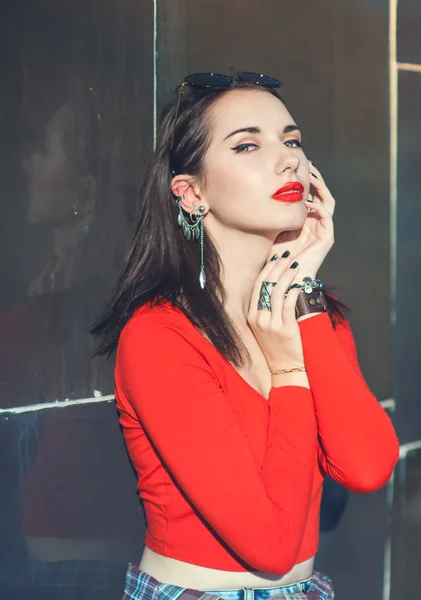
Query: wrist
298 268 318 280
302 272 318 280
295 282 328 319
272 371 310 389
269 361 305 373
297 312 322 322
271 366 306 374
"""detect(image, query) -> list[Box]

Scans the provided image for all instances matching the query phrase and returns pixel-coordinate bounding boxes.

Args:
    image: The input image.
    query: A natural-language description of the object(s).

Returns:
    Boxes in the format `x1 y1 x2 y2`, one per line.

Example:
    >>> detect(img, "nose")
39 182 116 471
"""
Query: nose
274 145 300 175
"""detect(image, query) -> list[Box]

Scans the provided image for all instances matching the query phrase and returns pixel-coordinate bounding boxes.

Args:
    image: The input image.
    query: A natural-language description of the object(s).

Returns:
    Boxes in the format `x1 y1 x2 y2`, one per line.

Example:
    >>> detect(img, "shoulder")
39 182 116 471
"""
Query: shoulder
117 300 208 359
125 300 182 329
115 301 222 395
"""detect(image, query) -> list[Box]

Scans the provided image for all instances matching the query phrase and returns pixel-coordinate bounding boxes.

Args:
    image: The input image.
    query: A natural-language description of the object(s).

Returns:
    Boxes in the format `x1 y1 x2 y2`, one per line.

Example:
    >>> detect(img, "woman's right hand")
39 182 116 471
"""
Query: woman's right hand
247 255 305 374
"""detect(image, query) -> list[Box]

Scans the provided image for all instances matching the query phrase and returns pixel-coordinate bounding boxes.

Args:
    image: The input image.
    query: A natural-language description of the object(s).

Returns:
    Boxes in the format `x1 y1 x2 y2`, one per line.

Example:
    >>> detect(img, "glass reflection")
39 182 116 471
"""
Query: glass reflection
391 447 421 598
22 97 97 297
1 86 119 408
0 404 144 599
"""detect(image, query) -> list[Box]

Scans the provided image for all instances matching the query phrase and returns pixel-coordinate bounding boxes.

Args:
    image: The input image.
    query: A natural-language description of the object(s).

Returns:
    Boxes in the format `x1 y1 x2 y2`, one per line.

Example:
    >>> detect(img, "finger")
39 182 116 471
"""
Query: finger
269 262 300 325
309 162 325 184
308 178 335 215
283 285 302 322
309 163 335 212
249 254 289 320
305 197 334 220
304 201 334 239
265 251 295 281
252 254 295 325
312 182 336 215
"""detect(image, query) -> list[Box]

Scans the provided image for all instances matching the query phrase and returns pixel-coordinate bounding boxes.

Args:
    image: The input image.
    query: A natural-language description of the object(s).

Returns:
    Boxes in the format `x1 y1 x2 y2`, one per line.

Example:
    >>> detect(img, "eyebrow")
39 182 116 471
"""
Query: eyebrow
223 124 301 142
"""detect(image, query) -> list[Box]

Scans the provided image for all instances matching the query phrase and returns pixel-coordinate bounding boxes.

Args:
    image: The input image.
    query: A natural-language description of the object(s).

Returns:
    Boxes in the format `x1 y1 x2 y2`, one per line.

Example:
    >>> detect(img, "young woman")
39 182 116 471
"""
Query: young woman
92 72 399 600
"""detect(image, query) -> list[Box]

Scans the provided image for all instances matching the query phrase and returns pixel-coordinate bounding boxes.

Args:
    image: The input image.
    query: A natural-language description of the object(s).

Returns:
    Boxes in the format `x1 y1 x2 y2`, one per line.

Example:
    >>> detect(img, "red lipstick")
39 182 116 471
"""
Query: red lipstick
272 181 304 203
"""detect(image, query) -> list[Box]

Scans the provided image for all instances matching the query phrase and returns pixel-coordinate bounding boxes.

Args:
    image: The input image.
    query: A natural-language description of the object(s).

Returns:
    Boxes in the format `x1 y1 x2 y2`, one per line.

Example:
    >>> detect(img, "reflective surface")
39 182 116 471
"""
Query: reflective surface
391 447 421 599
0 0 153 408
390 38 421 597
397 0 421 64
0 403 145 599
395 70 421 444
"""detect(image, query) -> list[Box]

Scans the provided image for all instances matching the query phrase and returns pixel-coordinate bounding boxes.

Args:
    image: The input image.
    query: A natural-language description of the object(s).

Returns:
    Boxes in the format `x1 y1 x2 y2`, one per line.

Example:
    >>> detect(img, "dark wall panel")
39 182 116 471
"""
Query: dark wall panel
0 403 144 599
395 71 421 444
0 0 153 408
397 0 421 64
391 447 421 599
391 3 421 593
317 488 390 599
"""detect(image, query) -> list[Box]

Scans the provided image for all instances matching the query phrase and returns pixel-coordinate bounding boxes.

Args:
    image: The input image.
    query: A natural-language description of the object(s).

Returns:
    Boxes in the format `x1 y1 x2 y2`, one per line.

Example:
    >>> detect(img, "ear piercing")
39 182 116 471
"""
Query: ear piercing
175 196 207 289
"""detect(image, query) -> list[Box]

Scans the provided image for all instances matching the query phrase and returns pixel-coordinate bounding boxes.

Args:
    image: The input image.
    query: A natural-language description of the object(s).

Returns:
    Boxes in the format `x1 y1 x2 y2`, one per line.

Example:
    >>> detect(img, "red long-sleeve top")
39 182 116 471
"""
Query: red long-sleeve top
114 301 399 574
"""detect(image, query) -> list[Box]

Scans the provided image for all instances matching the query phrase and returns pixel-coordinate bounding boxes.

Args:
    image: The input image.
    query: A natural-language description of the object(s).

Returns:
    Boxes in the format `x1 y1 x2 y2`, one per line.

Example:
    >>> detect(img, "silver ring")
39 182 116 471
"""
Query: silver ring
285 283 302 298
257 281 277 311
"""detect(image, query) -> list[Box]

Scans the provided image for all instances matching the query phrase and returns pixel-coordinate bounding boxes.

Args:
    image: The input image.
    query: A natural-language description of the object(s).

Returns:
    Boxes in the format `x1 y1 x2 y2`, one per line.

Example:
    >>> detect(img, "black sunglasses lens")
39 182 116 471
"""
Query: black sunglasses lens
184 72 232 88
237 72 282 88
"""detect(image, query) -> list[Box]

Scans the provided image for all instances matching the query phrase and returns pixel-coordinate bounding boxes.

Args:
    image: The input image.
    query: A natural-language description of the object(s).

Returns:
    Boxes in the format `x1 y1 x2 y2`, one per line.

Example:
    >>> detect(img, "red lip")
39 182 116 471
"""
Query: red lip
272 181 304 203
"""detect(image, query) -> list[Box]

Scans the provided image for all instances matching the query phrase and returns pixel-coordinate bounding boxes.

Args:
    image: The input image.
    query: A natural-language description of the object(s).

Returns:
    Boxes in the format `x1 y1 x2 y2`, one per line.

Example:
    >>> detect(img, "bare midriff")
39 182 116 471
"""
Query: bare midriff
139 547 315 590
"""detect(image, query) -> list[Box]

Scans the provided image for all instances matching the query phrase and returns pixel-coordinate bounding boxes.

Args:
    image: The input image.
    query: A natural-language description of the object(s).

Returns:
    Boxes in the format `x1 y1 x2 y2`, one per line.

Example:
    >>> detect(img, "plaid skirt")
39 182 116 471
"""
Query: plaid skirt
122 563 334 600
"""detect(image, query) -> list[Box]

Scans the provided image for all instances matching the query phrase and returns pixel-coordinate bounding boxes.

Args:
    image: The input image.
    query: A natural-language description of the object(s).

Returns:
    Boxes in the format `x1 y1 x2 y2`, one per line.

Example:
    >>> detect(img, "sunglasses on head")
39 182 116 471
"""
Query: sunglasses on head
180 71 282 89
170 70 282 170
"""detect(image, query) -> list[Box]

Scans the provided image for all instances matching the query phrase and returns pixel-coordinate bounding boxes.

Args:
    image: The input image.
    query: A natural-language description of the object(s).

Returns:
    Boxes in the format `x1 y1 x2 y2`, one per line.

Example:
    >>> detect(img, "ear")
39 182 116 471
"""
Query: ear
171 175 207 214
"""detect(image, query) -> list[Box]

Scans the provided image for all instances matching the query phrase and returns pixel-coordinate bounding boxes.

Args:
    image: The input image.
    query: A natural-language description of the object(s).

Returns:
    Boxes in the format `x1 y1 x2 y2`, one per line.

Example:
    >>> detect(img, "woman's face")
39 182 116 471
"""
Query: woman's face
202 88 310 234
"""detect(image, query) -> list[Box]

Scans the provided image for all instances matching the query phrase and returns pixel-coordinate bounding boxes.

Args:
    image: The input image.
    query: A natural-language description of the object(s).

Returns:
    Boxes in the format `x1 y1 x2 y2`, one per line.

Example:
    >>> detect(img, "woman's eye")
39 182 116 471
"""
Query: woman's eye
285 139 303 149
232 143 258 153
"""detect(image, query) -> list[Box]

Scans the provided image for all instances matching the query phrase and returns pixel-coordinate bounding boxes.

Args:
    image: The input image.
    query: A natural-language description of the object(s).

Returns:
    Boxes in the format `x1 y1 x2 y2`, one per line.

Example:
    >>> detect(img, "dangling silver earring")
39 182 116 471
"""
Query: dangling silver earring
176 196 207 289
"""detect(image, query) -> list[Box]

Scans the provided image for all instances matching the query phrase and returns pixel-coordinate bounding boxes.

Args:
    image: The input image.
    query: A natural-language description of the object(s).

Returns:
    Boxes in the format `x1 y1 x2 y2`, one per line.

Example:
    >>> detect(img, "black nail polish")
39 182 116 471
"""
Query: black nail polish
281 250 291 258
290 261 299 269
270 254 278 262
307 198 314 203
311 173 319 179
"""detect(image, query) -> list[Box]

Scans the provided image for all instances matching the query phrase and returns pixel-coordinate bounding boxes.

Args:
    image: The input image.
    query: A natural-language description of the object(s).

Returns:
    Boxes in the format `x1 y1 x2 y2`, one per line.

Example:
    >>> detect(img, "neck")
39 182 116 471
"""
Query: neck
207 221 276 322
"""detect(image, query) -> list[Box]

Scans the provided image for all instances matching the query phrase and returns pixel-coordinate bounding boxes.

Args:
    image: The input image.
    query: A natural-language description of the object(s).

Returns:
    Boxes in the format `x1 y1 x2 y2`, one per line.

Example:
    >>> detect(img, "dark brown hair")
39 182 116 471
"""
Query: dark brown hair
91 79 347 365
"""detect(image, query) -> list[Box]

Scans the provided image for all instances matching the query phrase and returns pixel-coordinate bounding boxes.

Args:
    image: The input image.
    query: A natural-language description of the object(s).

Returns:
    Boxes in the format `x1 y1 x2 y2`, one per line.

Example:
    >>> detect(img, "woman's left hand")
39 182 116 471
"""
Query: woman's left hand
271 162 335 279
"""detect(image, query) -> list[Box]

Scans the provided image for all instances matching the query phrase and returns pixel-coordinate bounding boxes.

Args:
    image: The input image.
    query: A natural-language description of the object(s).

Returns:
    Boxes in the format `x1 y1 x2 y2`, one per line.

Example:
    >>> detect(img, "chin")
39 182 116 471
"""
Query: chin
274 202 307 228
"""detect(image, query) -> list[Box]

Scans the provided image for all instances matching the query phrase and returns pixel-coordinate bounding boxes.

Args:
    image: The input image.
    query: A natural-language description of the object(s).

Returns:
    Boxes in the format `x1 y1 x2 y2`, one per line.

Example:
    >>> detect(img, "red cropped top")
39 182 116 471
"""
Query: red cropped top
114 301 399 575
